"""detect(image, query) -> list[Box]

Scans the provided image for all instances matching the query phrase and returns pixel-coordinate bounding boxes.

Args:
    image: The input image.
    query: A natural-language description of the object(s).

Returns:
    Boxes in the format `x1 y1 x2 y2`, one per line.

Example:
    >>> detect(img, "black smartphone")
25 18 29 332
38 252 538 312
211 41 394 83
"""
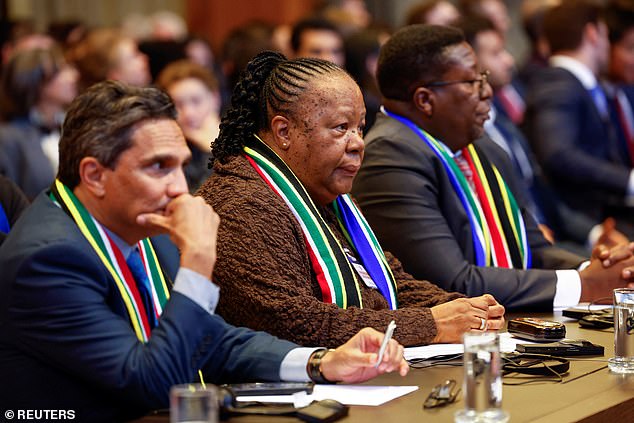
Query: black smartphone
224 382 314 396
507 317 566 342
516 339 604 356
562 307 613 320
296 399 348 423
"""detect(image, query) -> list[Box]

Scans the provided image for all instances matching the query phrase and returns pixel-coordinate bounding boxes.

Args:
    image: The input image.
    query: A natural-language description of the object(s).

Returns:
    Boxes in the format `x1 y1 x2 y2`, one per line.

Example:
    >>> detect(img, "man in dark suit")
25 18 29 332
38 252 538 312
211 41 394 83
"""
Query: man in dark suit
0 81 408 422
524 0 633 232
604 0 634 168
352 24 634 311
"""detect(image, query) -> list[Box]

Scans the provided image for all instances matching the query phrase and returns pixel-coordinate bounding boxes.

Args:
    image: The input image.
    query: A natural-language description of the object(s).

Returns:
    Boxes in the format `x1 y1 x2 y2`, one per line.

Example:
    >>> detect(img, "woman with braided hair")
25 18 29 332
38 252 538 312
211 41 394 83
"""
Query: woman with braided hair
197 51 505 348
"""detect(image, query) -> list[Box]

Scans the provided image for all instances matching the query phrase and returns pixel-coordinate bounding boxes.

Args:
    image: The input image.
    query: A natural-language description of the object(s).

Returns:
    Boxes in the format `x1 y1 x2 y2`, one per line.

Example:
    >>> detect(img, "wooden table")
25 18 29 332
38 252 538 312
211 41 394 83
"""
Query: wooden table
138 312 634 423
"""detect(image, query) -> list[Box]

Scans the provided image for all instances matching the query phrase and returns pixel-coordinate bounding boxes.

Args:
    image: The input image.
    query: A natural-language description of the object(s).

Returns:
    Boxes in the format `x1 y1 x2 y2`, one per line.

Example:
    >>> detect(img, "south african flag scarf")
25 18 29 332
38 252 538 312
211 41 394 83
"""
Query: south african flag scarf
383 109 531 269
244 135 398 309
50 179 170 342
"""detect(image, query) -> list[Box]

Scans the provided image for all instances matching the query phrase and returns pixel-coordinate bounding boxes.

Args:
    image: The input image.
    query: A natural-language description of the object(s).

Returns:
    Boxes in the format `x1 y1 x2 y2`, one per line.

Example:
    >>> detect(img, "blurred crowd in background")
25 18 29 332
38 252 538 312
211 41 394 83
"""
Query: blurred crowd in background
0 0 632 255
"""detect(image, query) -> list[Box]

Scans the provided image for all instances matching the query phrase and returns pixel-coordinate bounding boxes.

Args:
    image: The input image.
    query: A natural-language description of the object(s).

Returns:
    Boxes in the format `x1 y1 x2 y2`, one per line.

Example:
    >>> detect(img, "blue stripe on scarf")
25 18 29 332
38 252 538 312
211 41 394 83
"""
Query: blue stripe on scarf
0 204 10 234
335 196 397 309
382 108 487 266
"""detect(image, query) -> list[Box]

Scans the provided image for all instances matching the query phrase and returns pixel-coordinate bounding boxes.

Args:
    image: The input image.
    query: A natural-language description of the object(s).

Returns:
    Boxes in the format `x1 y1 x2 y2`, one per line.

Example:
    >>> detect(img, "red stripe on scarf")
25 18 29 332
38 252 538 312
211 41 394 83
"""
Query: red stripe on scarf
462 148 510 268
244 154 333 303
105 234 152 336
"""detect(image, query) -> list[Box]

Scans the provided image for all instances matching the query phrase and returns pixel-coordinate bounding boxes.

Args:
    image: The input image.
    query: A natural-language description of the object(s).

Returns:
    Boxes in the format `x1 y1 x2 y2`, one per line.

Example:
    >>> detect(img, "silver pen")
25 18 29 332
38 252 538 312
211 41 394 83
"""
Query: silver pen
375 320 397 368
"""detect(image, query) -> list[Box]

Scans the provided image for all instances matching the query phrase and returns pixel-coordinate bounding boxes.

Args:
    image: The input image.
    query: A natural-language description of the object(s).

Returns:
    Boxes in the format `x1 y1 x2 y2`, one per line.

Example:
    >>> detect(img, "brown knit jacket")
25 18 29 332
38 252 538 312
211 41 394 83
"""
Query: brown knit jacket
197 155 463 348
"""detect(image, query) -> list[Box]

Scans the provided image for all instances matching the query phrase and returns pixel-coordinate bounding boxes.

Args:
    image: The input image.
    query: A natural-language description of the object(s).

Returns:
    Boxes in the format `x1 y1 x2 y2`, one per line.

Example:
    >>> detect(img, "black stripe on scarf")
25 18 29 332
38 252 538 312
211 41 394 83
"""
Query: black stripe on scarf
246 136 362 308
472 144 523 269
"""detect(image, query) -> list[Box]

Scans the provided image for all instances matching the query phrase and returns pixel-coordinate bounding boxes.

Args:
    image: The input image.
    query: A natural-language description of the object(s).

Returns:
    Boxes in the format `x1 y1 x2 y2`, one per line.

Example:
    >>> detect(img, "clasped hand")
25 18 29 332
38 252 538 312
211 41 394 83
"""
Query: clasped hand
430 294 505 344
579 241 634 302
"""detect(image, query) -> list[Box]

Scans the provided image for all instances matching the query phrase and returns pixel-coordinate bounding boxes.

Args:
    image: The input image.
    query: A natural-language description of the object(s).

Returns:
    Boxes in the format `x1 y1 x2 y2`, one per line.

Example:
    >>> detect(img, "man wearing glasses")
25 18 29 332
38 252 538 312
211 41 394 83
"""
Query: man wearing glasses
353 24 634 311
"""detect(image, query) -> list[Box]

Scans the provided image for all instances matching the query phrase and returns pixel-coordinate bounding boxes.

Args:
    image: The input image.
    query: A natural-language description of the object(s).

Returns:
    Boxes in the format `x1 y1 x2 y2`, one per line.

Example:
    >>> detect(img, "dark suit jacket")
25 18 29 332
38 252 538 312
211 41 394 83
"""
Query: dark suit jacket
0 119 56 200
0 193 296 422
352 113 584 311
0 175 29 246
490 110 596 245
524 66 630 222
607 84 634 167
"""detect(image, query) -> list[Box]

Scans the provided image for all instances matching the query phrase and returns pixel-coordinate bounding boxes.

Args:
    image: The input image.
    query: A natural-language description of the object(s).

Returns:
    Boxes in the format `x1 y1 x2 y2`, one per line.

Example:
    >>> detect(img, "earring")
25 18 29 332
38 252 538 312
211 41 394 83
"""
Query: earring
282 142 288 148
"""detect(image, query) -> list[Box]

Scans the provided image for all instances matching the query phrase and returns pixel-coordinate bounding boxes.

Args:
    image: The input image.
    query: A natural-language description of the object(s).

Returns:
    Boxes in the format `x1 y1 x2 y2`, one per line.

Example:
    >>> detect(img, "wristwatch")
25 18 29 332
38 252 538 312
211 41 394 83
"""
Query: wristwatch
306 348 335 384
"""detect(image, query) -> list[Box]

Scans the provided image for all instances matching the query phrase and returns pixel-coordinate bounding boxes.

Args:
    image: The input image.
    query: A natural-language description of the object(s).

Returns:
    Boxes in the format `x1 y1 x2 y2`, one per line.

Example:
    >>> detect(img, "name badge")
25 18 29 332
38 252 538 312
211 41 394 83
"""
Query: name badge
344 248 377 289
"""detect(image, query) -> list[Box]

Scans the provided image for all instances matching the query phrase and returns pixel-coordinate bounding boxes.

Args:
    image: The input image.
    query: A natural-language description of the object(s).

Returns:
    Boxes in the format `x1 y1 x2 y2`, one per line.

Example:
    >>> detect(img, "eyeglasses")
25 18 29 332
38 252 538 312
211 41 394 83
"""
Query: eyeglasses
424 70 490 98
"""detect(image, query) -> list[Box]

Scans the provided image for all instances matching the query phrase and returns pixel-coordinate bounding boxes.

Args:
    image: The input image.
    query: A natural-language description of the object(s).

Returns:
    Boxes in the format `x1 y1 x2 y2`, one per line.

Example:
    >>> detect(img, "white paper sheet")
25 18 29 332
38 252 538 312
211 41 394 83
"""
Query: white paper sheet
236 384 419 407
403 331 533 361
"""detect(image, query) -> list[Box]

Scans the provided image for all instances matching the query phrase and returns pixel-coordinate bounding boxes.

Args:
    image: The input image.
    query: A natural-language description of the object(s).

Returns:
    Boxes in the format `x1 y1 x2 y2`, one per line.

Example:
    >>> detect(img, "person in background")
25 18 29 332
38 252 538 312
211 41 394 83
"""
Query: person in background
0 80 408 422
71 27 150 92
318 0 372 35
0 46 78 199
516 0 560 88
198 51 505 350
156 59 221 191
0 174 28 246
290 17 346 67
352 24 634 311
344 27 389 134
460 0 525 124
405 0 461 26
0 20 53 67
220 21 276 108
459 0 510 36
525 0 634 237
47 20 87 56
604 0 634 171
458 16 625 253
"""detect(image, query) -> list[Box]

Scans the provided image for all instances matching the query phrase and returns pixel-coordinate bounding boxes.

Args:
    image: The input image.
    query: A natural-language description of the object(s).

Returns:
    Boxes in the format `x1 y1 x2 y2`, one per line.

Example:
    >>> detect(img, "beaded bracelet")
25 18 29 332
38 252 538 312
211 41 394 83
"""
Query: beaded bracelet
306 348 335 384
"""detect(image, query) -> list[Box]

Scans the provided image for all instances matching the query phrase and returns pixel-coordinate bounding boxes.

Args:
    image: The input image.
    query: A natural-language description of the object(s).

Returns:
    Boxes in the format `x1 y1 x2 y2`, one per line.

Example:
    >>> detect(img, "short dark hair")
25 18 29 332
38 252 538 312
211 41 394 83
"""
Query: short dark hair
290 17 342 53
604 0 634 44
57 80 177 188
221 21 275 91
458 0 491 17
212 51 346 163
344 28 382 86
544 0 602 54
377 24 464 101
455 15 497 49
0 46 67 119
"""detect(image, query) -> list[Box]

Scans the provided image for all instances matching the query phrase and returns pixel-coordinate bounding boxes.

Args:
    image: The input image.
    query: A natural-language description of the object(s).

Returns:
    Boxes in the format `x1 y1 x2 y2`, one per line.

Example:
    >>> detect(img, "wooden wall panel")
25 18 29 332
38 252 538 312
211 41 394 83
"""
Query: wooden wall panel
186 0 319 51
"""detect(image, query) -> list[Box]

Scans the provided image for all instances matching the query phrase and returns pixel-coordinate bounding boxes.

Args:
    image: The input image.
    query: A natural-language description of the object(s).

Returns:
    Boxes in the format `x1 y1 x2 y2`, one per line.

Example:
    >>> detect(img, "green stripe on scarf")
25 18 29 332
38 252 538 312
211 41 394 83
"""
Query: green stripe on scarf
244 134 398 309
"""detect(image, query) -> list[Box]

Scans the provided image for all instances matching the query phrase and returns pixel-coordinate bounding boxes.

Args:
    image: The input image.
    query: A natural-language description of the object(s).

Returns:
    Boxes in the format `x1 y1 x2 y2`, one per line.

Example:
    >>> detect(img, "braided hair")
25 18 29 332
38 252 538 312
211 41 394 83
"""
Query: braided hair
212 51 343 164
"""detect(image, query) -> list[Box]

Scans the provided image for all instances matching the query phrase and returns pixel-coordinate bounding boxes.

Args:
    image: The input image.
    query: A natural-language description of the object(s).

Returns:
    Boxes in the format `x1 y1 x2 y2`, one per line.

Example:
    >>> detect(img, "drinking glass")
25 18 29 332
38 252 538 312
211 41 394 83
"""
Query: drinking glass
608 288 634 374
455 332 509 423
170 384 218 423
